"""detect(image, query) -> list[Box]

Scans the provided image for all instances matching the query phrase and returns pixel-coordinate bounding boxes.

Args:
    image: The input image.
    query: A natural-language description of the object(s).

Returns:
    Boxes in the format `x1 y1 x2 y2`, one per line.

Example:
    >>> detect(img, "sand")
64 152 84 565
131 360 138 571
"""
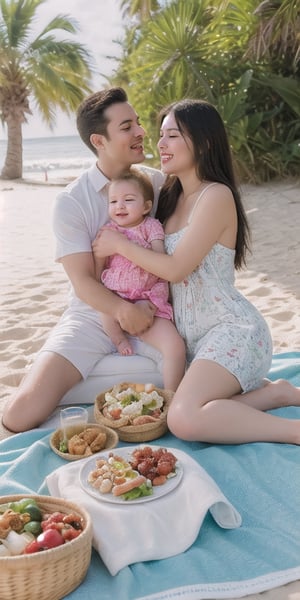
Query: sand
0 177 300 599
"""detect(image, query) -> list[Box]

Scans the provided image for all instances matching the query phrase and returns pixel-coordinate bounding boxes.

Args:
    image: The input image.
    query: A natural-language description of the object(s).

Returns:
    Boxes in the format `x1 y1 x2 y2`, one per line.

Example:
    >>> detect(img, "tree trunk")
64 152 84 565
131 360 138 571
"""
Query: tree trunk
1 117 23 180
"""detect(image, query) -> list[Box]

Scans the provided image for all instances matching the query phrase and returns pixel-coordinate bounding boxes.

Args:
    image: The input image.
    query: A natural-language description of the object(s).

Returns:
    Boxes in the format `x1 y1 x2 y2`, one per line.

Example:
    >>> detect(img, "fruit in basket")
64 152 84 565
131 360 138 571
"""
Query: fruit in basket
0 498 84 556
23 521 42 536
8 498 37 513
25 529 65 553
0 494 93 600
22 504 42 522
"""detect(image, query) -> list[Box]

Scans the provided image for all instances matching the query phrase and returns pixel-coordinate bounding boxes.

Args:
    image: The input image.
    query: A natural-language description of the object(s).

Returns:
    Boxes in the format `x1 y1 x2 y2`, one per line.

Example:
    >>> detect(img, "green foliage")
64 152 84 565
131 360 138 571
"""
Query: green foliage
120 0 160 21
257 74 300 117
111 0 300 182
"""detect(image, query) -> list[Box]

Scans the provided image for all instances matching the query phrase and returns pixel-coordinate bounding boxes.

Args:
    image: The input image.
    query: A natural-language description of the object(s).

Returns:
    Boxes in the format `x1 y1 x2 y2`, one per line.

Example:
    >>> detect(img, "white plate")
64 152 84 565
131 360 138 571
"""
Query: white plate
79 445 183 504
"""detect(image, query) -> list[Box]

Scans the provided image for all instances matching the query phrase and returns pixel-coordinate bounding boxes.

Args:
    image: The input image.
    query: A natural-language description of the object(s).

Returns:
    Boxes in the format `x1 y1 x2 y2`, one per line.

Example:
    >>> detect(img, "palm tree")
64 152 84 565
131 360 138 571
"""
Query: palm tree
111 0 232 159
248 0 300 71
120 0 160 23
0 0 93 179
112 0 300 180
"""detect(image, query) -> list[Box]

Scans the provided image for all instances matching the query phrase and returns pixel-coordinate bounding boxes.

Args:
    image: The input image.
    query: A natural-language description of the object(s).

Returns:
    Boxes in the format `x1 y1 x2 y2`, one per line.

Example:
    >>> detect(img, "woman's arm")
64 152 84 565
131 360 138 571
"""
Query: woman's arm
93 185 236 283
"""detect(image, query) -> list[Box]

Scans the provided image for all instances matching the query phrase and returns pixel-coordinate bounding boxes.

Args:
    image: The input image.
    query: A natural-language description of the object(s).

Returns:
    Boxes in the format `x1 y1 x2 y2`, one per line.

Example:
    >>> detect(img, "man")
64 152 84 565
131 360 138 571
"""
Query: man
3 88 165 432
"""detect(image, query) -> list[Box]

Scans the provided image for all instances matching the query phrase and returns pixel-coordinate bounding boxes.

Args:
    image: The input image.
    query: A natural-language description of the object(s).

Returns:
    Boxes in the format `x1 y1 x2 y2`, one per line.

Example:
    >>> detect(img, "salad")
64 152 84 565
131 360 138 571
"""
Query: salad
102 383 165 424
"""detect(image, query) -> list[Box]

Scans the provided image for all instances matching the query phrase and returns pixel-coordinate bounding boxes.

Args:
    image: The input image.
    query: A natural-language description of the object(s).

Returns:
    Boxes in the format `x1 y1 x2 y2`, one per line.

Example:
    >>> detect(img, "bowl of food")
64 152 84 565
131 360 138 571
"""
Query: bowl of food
94 383 174 442
0 494 93 600
50 422 119 460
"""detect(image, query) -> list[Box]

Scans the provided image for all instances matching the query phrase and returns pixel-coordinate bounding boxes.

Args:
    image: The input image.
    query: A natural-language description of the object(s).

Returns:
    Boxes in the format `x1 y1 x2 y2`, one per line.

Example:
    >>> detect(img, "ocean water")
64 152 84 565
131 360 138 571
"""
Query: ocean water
0 135 94 181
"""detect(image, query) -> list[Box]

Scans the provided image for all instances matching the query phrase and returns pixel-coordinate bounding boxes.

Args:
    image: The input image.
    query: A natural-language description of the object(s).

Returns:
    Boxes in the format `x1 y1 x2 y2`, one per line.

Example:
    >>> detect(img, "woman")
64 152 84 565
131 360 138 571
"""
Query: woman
93 99 300 445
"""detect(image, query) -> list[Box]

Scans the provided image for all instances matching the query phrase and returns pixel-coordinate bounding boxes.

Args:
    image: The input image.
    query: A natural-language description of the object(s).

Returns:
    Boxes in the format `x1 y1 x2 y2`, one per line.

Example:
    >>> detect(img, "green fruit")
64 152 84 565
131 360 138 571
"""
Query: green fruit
23 504 43 521
9 498 38 513
24 521 43 536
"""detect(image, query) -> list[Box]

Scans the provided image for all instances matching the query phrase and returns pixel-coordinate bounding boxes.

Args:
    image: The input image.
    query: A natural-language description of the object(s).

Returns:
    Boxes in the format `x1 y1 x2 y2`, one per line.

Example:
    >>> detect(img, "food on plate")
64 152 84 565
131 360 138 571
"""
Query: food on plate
0 497 84 556
112 475 148 497
87 446 178 501
59 427 107 455
101 383 165 425
129 446 177 486
87 452 152 500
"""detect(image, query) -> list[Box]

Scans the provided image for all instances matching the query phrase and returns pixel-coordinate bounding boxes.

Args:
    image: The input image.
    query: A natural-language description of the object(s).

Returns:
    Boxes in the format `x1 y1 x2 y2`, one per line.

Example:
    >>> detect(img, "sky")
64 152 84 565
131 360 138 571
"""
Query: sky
2 0 124 139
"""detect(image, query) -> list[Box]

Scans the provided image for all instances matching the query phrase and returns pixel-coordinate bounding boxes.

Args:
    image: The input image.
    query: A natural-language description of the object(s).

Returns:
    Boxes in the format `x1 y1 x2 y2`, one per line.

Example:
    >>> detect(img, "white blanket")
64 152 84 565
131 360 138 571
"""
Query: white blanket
46 446 241 575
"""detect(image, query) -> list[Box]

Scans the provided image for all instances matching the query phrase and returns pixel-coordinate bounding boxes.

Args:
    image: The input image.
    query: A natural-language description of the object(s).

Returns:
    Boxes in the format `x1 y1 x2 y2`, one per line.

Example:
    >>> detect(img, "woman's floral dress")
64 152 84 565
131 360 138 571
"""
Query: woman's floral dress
164 200 272 392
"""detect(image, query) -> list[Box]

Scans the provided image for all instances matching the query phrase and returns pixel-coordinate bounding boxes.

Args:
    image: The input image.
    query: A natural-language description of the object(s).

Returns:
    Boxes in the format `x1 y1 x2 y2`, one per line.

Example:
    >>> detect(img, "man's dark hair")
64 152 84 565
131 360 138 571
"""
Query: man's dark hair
76 87 128 155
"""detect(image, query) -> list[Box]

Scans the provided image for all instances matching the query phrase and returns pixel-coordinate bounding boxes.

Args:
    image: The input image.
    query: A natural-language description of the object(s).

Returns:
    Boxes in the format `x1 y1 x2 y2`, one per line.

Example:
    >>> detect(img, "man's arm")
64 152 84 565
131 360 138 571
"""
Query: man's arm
93 252 106 283
61 252 155 335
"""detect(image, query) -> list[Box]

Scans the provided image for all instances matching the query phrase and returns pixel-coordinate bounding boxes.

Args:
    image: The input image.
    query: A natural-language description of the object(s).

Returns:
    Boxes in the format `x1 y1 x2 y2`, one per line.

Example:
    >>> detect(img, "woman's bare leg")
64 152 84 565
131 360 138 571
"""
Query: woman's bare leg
140 317 186 391
167 359 300 445
2 352 82 432
234 378 300 410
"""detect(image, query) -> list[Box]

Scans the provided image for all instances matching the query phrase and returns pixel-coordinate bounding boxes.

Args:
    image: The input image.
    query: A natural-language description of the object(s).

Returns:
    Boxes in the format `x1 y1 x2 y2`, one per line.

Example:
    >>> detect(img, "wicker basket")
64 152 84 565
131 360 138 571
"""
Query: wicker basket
94 383 174 442
0 494 93 600
50 422 119 460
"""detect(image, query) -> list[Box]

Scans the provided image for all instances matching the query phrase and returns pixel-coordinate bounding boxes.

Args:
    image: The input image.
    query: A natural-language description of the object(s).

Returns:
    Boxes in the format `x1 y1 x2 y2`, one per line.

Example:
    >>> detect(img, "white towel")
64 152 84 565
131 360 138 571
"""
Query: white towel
46 446 241 575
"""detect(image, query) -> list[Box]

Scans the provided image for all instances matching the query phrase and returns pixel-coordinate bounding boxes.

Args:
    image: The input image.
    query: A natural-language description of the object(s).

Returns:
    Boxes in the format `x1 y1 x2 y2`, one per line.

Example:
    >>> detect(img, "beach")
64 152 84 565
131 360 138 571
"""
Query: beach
1 177 300 426
0 177 300 600
1 177 300 413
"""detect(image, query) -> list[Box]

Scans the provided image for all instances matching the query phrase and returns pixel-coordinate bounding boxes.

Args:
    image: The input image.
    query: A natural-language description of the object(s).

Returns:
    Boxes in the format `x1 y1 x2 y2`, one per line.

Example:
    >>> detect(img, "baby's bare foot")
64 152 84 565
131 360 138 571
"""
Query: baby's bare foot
117 339 133 356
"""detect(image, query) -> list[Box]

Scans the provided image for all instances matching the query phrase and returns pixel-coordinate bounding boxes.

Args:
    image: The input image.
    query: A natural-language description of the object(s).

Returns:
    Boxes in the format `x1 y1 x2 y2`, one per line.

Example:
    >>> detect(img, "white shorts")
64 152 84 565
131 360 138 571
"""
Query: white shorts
40 306 162 379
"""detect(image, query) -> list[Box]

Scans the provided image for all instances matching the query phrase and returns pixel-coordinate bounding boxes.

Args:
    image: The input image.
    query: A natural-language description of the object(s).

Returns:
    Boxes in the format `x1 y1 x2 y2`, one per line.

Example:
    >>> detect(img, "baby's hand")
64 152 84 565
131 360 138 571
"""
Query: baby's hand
92 228 124 258
117 300 155 336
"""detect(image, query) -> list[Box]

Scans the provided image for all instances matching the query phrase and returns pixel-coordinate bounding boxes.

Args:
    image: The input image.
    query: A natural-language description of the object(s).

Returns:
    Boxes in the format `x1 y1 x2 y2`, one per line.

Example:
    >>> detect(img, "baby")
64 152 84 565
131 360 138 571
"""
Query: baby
94 168 186 391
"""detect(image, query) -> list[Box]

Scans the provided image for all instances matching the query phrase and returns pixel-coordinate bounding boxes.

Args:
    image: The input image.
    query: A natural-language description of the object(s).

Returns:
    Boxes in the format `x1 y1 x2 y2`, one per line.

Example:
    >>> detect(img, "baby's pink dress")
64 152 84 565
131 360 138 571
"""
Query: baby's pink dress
101 217 173 320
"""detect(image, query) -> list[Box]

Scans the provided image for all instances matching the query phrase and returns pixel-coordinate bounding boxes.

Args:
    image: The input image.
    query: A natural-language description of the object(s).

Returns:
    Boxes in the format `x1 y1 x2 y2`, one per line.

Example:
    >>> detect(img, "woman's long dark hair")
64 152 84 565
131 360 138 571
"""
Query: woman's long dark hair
155 99 251 269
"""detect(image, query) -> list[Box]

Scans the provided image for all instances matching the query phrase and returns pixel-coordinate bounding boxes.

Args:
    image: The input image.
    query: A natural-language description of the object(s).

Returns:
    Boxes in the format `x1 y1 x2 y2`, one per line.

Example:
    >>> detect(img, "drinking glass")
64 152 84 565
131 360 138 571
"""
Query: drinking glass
60 406 88 440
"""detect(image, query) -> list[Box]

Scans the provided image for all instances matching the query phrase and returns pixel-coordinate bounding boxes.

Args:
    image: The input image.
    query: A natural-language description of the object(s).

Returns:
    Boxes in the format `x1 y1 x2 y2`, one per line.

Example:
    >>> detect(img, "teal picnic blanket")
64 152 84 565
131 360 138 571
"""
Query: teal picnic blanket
1 352 300 600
